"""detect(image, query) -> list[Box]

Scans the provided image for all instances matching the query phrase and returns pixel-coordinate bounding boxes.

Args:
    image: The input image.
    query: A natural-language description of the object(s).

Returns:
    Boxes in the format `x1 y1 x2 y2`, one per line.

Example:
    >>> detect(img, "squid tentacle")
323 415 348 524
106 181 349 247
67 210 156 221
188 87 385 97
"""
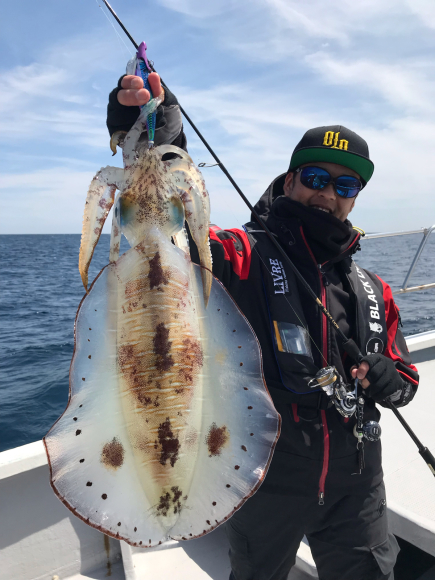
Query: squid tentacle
79 166 123 290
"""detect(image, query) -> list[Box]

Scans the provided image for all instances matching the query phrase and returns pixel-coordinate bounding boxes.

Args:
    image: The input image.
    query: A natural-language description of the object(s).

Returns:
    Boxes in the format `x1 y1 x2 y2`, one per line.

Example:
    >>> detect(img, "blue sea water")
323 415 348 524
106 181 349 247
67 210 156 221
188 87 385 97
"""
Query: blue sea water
0 233 434 453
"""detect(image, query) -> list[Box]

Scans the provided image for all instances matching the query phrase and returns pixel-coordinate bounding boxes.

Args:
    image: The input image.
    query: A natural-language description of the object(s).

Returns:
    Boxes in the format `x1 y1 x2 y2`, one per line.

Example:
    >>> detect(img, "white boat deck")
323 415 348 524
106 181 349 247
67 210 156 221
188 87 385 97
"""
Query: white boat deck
382 331 435 557
0 331 433 580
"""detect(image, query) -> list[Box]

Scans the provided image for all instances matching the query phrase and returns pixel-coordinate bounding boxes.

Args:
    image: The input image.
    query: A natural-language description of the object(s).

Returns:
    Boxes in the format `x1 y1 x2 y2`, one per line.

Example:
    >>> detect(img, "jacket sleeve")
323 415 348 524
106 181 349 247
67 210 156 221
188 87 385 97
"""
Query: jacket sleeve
107 75 187 151
375 274 419 408
188 225 252 295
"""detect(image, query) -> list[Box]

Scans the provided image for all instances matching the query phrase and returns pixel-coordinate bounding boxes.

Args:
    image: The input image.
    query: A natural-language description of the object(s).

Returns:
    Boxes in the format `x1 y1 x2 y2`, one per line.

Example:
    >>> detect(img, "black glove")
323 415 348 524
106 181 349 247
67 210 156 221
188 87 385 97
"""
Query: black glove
107 75 180 136
107 76 142 136
360 354 404 402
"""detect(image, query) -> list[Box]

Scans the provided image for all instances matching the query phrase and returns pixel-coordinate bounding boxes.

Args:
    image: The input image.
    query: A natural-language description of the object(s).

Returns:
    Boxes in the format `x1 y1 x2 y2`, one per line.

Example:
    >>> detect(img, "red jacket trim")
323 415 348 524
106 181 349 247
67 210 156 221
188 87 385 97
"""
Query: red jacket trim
376 274 418 378
209 227 252 281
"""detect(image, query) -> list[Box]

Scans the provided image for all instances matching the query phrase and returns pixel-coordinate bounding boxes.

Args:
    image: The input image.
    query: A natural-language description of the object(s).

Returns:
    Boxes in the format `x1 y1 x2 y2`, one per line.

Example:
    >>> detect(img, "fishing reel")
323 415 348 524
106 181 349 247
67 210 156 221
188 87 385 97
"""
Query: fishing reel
309 367 382 442
309 366 357 418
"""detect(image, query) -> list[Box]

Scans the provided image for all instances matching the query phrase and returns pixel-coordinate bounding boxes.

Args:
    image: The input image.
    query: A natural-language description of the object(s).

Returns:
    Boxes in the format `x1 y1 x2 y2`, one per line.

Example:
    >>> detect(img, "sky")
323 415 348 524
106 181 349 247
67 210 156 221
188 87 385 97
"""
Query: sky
1 0 435 234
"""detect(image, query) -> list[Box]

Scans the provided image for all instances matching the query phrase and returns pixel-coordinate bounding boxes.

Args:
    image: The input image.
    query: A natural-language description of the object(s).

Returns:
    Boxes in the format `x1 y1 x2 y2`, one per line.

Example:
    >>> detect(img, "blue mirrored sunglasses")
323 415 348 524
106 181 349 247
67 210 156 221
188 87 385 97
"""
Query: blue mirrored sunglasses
295 166 362 199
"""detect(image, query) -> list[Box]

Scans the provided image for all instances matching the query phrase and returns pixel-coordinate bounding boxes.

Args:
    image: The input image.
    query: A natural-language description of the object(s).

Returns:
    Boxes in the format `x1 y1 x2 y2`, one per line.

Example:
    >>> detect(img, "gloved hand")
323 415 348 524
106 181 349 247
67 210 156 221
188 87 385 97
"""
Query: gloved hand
107 73 186 150
351 354 404 402
107 73 163 137
117 73 163 107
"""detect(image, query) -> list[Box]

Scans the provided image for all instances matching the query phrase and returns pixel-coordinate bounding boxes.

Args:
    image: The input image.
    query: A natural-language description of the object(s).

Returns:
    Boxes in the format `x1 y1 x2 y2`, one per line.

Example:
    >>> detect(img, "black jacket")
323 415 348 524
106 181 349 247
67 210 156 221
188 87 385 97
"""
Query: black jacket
196 174 419 498
204 174 418 396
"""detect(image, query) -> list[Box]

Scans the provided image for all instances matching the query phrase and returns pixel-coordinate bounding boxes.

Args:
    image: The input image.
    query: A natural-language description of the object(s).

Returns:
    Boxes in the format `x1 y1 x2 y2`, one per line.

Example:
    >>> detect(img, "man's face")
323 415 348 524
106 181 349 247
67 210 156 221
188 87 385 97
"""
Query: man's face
283 161 359 222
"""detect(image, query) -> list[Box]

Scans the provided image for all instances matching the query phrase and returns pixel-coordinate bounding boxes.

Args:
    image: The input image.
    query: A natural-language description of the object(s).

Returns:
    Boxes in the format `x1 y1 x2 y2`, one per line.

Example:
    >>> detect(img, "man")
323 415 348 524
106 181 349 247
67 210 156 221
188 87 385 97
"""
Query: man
107 74 419 580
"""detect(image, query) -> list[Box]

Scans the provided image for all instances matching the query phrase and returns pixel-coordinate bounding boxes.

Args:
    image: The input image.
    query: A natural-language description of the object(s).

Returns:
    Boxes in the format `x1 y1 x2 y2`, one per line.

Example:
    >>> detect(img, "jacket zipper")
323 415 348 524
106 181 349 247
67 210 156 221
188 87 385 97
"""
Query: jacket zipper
318 265 330 286
318 410 330 505
299 226 330 504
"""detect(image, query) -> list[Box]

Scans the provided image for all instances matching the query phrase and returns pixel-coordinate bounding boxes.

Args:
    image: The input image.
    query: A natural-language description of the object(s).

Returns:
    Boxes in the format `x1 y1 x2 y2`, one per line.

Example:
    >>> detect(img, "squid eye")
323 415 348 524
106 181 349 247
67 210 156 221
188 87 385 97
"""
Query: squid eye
115 207 118 218
162 153 183 161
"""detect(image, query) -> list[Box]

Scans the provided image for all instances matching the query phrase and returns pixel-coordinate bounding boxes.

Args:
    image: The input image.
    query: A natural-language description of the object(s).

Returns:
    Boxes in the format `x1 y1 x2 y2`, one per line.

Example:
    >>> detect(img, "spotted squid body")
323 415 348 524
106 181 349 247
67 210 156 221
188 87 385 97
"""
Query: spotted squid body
44 97 280 547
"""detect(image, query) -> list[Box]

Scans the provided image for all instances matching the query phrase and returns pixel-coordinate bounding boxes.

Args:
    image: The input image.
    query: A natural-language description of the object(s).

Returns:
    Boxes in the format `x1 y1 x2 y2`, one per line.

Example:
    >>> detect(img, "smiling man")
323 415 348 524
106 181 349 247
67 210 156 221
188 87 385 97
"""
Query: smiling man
108 76 419 580
283 162 359 220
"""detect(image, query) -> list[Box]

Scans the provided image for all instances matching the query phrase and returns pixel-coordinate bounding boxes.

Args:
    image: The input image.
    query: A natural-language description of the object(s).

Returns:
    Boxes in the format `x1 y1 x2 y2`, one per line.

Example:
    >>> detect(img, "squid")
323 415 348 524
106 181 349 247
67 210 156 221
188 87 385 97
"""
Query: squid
44 96 280 547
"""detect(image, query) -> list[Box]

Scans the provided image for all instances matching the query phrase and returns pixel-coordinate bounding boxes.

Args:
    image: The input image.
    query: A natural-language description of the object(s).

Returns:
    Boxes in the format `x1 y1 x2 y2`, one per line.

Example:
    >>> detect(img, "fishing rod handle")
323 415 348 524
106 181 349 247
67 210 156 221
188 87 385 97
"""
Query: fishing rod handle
341 338 364 364
419 448 435 476
415 440 435 476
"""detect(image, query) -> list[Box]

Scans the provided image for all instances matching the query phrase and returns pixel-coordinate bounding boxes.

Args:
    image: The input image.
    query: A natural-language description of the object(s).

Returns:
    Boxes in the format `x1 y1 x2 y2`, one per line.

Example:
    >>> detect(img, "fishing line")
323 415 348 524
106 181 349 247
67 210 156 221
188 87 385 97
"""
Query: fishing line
95 0 133 57
97 0 435 476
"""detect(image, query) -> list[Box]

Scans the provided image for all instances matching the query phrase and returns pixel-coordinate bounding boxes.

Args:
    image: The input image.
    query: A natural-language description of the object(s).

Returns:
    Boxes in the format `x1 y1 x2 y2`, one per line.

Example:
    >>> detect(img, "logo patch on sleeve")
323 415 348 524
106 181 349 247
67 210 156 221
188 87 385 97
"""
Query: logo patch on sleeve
268 258 289 295
366 337 384 355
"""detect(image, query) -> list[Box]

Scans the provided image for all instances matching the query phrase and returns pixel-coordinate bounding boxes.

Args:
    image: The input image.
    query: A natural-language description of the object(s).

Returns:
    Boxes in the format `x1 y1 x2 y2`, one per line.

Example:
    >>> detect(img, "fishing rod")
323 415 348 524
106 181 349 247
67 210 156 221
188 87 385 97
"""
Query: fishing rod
100 0 435 476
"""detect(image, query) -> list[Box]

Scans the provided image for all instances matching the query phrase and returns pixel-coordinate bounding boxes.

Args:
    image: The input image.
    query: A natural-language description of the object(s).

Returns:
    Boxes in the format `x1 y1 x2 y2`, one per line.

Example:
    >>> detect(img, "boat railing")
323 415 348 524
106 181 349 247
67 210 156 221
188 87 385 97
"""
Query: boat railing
361 224 435 295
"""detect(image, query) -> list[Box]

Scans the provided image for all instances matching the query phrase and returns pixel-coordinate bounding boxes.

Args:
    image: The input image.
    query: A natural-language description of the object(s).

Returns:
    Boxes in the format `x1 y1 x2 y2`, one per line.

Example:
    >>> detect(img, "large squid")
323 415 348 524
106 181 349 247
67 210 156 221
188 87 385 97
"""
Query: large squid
44 96 280 547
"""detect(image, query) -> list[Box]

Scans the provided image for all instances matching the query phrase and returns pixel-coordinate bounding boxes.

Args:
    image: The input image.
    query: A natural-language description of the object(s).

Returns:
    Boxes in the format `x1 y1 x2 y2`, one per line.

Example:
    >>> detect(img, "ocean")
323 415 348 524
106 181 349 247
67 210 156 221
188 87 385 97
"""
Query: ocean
1 232 434 453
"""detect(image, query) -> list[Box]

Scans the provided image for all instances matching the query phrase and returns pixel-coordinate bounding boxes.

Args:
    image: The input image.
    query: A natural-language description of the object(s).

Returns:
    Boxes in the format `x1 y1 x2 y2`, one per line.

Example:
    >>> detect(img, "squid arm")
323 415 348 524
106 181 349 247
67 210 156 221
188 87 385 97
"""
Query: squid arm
122 94 163 182
109 193 122 264
110 131 127 156
159 145 213 307
79 167 123 291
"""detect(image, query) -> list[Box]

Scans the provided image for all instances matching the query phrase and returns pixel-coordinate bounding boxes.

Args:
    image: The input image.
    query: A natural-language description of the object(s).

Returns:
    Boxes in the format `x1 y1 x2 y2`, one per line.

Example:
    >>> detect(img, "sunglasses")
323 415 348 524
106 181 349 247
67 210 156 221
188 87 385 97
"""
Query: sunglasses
294 166 362 199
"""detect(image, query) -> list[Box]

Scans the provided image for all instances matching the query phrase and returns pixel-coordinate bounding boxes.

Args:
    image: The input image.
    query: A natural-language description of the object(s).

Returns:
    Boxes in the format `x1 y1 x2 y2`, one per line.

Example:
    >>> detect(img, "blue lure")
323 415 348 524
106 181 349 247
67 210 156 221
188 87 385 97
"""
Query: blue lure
135 41 157 147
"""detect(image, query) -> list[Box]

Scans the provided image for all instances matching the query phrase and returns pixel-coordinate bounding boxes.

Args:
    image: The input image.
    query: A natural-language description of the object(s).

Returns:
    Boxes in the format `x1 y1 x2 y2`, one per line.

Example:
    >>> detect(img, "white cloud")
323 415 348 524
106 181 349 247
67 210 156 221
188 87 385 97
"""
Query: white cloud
157 0 231 18
0 33 125 148
405 0 435 29
305 54 435 113
0 65 68 110
0 168 98 234
263 0 352 44
156 0 426 66
354 117 435 228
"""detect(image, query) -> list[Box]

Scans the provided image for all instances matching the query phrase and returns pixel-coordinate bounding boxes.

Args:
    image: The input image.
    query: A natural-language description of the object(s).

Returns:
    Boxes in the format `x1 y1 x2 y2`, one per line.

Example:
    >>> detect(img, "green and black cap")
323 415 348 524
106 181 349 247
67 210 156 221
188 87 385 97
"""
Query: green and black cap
289 125 374 185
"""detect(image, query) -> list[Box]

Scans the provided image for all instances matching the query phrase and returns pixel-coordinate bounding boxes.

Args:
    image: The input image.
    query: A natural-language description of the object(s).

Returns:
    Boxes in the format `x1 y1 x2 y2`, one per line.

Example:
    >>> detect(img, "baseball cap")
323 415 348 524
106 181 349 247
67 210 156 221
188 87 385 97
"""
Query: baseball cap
289 125 374 185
